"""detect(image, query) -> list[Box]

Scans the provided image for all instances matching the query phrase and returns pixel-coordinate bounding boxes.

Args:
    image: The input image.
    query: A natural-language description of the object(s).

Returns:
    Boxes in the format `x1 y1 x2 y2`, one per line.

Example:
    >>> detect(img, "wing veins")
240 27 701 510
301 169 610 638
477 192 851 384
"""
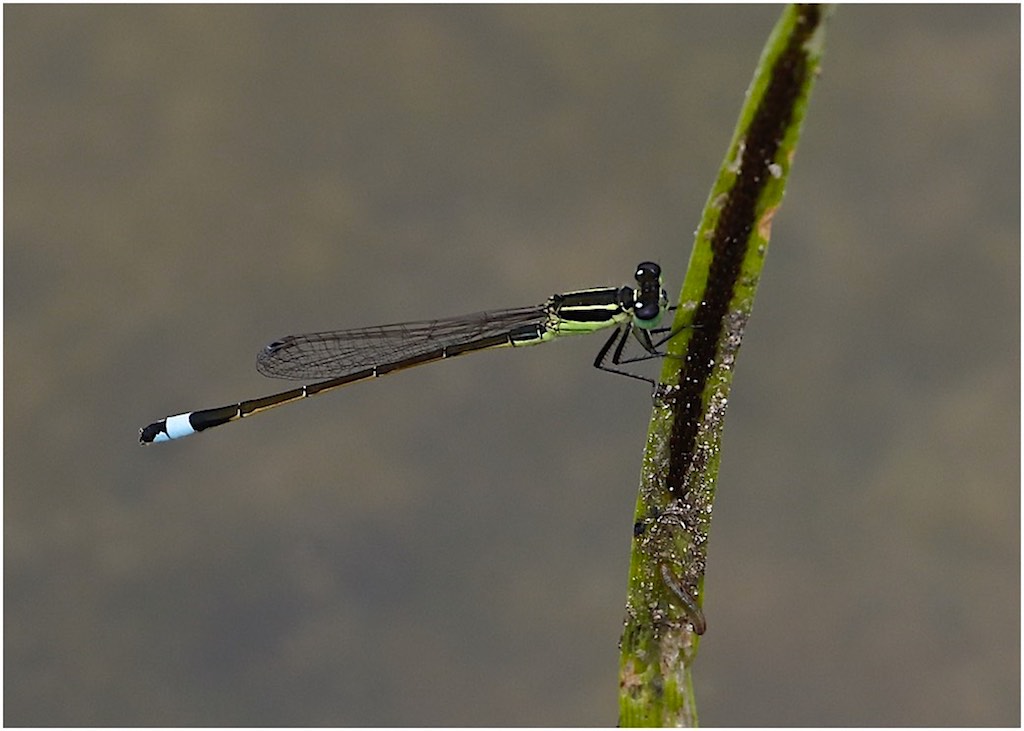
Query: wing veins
256 304 547 380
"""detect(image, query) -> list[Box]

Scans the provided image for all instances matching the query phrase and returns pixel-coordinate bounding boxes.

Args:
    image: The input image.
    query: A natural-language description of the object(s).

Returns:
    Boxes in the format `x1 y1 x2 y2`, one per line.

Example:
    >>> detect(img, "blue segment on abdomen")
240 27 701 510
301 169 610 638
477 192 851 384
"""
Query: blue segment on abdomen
164 412 197 440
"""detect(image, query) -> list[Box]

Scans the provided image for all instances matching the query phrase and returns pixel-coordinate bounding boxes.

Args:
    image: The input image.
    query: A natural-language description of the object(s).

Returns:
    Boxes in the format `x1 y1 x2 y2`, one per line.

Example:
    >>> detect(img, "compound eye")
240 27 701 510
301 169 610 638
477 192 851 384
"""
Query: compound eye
635 261 661 282
634 299 660 323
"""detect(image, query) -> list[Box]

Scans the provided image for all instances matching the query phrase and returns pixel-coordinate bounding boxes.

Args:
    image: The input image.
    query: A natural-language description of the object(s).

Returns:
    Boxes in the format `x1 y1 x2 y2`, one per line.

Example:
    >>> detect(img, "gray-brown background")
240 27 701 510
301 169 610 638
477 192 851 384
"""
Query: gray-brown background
5 5 1018 726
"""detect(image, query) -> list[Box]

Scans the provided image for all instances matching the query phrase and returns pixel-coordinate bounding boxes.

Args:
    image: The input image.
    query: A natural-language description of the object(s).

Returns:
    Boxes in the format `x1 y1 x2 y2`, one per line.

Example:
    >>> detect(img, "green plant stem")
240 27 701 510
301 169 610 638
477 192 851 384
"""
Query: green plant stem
617 5 831 726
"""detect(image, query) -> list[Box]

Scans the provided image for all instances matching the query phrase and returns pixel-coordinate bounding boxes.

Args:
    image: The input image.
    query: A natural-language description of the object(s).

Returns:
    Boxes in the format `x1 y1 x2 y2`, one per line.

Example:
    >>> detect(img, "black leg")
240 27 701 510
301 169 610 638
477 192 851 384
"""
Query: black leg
593 326 657 385
614 324 635 361
592 320 697 385
652 321 693 350
631 327 661 356
592 327 623 370
607 321 697 369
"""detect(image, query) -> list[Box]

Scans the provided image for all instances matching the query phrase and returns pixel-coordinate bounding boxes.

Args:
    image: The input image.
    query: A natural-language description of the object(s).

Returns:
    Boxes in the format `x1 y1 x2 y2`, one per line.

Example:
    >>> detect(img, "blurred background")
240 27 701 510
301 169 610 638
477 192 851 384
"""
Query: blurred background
5 5 1018 726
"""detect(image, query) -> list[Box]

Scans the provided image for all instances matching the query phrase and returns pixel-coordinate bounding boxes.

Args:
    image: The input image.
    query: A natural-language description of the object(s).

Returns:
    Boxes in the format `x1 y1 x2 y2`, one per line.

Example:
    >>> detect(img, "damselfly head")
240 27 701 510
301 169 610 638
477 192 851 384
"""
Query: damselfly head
632 261 667 328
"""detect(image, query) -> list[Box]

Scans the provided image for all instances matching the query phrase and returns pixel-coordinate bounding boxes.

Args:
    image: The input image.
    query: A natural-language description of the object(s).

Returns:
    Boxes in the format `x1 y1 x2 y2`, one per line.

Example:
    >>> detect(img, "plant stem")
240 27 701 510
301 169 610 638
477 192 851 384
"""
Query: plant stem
617 5 832 726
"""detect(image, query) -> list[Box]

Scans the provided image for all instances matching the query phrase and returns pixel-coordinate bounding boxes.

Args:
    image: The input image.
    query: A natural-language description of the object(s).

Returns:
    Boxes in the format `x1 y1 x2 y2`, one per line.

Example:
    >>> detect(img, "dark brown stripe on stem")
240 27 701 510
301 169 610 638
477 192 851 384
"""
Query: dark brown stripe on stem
666 5 820 495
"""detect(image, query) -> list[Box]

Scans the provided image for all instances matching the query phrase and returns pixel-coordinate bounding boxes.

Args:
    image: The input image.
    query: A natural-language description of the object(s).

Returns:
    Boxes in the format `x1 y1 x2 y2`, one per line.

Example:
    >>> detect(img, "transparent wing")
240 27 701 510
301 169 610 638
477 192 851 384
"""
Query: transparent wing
256 304 548 380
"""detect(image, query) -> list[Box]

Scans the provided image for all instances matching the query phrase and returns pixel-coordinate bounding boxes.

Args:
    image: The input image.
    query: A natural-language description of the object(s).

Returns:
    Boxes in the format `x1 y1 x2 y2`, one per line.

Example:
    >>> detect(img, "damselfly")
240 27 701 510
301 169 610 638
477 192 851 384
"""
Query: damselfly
140 262 679 444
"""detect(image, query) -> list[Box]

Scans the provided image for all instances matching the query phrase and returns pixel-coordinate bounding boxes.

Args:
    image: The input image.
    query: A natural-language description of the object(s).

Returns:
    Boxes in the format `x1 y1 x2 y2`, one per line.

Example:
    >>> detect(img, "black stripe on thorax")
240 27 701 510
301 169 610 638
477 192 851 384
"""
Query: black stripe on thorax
552 288 626 323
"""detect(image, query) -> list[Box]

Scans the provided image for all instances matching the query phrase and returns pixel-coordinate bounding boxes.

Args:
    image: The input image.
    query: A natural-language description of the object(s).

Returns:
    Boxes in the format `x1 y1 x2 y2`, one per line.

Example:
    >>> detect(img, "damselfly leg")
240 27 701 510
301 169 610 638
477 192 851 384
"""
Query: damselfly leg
592 310 692 386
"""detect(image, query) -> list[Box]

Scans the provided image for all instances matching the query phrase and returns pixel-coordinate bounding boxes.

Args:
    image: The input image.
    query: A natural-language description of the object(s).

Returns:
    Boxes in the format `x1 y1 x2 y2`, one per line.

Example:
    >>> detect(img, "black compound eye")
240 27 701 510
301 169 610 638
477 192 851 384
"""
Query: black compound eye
635 261 661 282
634 299 660 323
